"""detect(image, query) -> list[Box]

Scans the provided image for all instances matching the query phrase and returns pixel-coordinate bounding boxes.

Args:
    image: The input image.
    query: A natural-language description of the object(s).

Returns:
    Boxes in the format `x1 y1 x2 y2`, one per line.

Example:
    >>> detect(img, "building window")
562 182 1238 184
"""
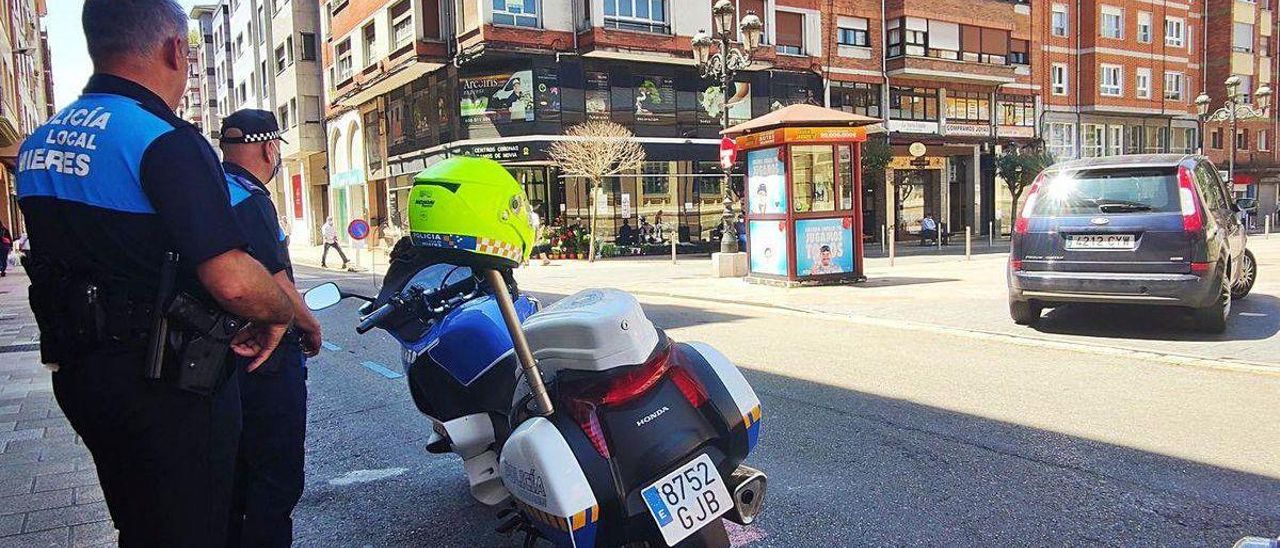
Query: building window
1009 39 1028 65
275 45 287 74
889 86 938 121
1047 122 1075 159
998 94 1034 126
289 98 298 128
926 20 959 60
1211 128 1223 149
330 0 349 15
260 61 268 96
1238 129 1250 150
1234 22 1254 52
604 0 668 33
837 17 870 47
1101 7 1123 40
1135 68 1151 99
300 33 318 61
1127 125 1144 153
336 39 353 82
304 95 322 123
285 36 294 65
362 22 378 66
1051 4 1068 37
886 18 927 58
1051 63 1068 95
1260 130 1271 151
1264 36 1273 57
391 0 413 47
1165 17 1185 47
775 11 805 55
830 81 881 118
1107 125 1123 156
1100 64 1122 96
1164 71 1184 100
493 0 539 28
235 33 244 58
1082 124 1105 157
1137 11 1152 43
277 102 291 129
945 91 989 123
961 25 1009 65
1145 126 1168 153
256 6 265 44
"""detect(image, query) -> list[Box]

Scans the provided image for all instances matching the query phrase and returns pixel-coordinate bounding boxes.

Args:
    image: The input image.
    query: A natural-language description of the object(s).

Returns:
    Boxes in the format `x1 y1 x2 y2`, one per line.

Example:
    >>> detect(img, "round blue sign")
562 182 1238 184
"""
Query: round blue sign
347 219 370 240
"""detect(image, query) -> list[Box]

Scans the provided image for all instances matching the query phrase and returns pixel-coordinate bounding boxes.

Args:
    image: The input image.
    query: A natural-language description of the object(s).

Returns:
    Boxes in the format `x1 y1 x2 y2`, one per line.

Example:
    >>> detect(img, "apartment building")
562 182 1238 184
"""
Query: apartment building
190 4 225 143
179 41 205 134
321 0 838 250
1202 0 1279 222
199 0 327 244
0 0 51 235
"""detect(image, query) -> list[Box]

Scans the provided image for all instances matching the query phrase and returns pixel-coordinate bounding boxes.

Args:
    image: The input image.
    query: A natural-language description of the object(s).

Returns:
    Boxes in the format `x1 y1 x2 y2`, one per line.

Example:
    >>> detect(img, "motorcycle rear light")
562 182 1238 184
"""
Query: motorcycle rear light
1178 166 1205 233
566 344 709 458
1191 261 1211 275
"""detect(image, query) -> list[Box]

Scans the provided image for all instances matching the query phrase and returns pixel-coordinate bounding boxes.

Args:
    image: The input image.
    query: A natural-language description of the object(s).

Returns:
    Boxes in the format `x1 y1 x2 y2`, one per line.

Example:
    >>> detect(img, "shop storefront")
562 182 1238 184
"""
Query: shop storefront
372 54 824 255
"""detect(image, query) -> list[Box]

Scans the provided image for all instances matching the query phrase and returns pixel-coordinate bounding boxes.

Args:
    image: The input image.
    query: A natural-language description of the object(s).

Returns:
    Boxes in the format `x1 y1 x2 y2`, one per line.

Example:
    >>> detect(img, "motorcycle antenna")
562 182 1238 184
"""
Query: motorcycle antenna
483 269 554 416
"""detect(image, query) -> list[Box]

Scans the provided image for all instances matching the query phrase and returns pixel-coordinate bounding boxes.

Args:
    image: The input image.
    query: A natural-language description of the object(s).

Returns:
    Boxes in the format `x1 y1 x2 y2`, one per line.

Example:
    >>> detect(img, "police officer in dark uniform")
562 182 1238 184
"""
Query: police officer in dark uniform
218 109 322 547
15 2 295 546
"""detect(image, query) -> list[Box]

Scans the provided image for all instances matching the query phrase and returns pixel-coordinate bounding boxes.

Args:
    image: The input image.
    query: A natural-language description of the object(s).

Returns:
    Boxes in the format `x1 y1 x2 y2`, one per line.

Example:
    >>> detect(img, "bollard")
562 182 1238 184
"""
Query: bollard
671 236 677 264
880 225 886 253
965 226 972 261
988 222 994 247
889 230 896 267
1267 216 1272 238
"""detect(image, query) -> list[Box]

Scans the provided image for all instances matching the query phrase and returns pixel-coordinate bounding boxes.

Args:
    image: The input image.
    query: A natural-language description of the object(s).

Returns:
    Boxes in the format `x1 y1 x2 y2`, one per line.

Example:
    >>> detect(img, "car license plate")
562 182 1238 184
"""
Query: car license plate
1065 234 1135 250
641 454 732 546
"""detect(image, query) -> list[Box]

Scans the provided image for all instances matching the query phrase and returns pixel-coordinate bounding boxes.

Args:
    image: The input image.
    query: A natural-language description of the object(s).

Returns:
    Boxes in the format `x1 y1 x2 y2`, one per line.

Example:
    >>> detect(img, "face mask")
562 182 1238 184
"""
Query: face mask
268 143 282 180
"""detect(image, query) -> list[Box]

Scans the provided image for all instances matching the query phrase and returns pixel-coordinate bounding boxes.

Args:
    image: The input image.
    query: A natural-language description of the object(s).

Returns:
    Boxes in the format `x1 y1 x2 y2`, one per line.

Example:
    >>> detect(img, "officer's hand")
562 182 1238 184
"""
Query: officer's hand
297 316 323 358
232 322 289 372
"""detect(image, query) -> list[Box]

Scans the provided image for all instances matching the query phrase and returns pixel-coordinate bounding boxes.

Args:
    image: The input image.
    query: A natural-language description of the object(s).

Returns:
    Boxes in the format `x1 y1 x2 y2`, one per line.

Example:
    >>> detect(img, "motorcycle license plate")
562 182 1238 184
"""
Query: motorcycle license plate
641 454 732 546
1065 234 1135 250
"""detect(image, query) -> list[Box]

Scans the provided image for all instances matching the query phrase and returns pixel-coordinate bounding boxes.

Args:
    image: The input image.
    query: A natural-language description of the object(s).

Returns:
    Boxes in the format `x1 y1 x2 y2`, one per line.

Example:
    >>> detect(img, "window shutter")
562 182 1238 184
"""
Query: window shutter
929 20 960 51
961 25 981 53
776 11 804 48
981 29 1008 55
1011 39 1028 55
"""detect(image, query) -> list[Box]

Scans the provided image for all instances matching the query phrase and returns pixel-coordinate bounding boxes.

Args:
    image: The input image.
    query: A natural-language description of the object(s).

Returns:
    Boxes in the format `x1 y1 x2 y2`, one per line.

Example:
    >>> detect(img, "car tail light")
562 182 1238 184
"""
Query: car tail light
566 344 708 458
1010 259 1024 271
1178 166 1205 233
1191 261 1211 275
1014 173 1046 235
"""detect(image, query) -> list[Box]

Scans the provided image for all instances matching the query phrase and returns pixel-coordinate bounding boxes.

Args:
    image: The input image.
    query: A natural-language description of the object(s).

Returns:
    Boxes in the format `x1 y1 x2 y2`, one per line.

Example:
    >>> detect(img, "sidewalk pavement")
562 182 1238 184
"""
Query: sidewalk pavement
0 270 115 547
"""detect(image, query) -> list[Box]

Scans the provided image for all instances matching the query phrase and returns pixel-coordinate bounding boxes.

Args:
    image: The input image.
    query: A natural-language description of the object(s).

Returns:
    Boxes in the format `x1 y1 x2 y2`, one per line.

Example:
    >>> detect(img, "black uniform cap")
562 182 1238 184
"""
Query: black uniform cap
219 109 288 144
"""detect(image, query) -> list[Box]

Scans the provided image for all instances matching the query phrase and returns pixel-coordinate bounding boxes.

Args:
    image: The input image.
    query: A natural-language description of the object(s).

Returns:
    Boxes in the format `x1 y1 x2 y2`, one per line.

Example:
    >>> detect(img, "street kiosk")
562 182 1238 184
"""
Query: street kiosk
724 104 880 285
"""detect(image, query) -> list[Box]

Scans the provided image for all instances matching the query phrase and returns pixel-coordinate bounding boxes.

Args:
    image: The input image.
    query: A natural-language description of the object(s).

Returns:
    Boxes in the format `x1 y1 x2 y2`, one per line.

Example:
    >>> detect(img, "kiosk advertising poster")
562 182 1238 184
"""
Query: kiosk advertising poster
460 70 535 126
795 218 855 276
748 220 789 276
747 148 787 214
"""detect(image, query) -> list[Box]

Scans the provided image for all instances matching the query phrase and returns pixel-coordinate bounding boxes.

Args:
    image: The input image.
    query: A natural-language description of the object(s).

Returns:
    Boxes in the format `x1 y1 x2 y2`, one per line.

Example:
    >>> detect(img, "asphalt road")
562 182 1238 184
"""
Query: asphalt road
290 265 1280 548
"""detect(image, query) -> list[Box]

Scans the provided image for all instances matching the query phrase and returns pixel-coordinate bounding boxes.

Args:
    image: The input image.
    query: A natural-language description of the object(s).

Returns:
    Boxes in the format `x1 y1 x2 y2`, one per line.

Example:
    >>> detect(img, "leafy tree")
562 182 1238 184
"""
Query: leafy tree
548 121 647 262
996 144 1055 222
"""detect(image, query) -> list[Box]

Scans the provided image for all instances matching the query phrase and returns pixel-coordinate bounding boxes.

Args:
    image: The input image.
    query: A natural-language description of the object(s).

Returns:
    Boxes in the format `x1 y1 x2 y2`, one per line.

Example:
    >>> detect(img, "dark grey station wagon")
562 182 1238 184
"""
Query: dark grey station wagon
1008 154 1257 333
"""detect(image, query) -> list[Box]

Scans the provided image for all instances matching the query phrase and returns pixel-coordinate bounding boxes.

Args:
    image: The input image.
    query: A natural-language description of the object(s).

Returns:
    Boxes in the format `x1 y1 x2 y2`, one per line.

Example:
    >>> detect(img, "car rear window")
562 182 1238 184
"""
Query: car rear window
1032 167 1180 216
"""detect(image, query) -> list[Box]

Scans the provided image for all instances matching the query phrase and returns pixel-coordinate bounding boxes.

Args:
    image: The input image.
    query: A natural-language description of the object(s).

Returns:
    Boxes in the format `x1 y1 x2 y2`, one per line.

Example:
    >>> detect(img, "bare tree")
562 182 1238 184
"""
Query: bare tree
548 121 647 262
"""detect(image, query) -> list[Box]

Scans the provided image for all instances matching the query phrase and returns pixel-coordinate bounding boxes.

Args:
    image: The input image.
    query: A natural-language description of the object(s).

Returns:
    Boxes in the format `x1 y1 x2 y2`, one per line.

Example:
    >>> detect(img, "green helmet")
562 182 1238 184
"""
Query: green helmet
407 156 533 267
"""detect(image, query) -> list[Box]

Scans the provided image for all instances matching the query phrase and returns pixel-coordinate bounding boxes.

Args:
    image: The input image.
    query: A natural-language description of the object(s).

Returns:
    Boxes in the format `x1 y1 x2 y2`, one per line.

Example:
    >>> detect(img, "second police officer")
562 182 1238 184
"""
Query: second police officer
218 110 323 547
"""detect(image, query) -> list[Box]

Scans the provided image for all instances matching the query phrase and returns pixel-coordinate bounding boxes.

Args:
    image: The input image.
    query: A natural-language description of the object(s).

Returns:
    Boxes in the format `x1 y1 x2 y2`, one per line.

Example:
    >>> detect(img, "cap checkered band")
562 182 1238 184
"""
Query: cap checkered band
476 237 522 262
240 131 281 143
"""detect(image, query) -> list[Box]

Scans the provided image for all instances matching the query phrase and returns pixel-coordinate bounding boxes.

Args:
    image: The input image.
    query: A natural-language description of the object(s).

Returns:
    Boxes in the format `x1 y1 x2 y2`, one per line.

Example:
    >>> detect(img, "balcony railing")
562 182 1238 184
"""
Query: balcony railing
603 16 670 34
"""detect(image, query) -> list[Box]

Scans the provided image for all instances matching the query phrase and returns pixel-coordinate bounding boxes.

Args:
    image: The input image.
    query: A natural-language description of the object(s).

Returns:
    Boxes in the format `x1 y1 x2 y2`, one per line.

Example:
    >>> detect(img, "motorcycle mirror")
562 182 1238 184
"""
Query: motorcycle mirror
1234 537 1279 548
304 283 343 311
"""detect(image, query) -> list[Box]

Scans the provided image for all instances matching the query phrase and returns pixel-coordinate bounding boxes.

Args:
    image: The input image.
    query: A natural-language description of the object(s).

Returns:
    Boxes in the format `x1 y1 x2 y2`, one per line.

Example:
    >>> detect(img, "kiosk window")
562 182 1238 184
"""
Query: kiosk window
791 145 836 213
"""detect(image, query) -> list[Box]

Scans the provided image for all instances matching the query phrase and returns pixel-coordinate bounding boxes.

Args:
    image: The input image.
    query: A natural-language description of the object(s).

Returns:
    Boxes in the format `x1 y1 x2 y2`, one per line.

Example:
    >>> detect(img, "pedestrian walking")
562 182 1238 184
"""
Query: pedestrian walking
15 2 294 545
321 216 349 269
219 109 323 548
0 223 12 277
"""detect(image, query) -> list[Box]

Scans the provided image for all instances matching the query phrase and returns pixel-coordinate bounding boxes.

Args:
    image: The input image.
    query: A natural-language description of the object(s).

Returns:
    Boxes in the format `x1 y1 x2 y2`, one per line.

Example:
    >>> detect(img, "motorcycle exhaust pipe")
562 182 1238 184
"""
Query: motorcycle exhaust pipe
725 465 767 526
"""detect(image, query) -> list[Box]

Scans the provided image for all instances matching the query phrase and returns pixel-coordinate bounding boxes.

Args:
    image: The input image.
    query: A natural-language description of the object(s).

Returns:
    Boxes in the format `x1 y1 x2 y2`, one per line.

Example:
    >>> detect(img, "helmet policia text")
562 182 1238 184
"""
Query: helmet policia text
407 156 534 268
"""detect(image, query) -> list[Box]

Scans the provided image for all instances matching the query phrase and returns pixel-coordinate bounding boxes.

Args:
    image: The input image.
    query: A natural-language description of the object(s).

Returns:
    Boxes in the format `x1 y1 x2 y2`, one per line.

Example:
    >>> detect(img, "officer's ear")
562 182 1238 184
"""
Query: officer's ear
162 35 185 71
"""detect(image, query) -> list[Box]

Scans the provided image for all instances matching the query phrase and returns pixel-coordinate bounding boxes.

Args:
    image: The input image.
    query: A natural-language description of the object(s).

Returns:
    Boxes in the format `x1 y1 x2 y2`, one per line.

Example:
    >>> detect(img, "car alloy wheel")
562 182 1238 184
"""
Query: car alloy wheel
1231 250 1257 300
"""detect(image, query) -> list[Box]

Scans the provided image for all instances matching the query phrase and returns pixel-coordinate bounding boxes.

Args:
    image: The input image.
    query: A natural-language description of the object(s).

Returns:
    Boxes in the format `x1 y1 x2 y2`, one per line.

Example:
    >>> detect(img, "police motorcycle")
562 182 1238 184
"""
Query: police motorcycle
304 157 767 547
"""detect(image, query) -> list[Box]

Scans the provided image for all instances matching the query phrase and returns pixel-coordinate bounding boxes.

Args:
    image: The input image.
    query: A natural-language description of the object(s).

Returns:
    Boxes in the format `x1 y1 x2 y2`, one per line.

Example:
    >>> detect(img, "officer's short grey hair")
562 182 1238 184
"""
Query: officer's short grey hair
83 0 188 65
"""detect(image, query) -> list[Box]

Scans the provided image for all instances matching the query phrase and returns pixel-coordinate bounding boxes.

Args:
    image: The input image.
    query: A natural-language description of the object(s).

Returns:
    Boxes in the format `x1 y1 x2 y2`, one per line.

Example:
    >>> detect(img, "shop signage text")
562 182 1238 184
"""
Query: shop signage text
888 156 946 170
736 126 868 150
887 120 939 135
330 169 365 189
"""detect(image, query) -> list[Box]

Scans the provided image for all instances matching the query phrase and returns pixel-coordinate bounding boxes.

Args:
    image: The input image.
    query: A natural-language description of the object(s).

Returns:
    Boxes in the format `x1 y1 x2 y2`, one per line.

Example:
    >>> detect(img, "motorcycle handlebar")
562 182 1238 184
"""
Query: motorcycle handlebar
356 301 397 334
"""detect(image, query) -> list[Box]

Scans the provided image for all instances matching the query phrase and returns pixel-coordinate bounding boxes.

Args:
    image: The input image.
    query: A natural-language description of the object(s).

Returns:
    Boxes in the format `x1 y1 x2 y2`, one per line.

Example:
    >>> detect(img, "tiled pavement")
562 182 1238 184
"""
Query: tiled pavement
0 270 115 547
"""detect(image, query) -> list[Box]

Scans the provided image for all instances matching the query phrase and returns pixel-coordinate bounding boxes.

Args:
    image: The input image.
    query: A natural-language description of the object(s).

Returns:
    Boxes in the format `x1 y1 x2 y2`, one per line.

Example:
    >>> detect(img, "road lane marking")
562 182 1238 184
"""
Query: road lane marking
362 361 404 379
328 468 408 486
627 291 1280 377
321 341 342 352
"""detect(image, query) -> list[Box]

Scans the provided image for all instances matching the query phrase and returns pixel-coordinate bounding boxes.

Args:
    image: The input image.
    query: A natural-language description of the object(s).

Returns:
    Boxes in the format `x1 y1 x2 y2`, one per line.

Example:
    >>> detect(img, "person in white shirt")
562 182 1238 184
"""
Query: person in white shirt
920 214 939 246
321 217 349 269
527 201 551 265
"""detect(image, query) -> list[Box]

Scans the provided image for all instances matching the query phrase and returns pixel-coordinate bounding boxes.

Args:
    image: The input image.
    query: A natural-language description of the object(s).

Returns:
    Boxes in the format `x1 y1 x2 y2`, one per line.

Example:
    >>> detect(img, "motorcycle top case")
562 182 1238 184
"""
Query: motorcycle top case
501 417 602 548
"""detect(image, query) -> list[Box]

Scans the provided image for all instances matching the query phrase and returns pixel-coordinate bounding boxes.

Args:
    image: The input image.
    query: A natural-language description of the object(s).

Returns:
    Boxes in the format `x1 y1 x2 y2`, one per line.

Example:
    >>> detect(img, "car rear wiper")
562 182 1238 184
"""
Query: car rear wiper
1098 202 1153 213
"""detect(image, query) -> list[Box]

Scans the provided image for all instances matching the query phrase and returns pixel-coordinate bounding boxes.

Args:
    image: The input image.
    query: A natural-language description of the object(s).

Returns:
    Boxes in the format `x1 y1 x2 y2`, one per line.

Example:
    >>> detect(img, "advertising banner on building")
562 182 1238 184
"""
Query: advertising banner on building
534 67 561 123
747 148 787 214
698 82 752 126
459 70 535 126
634 75 676 124
795 218 854 276
585 71 610 122
748 220 788 276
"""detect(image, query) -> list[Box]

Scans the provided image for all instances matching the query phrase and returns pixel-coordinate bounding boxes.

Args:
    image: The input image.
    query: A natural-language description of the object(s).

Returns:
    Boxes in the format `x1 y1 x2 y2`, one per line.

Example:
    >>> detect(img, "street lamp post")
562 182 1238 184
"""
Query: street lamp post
692 0 763 254
1196 76 1272 186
